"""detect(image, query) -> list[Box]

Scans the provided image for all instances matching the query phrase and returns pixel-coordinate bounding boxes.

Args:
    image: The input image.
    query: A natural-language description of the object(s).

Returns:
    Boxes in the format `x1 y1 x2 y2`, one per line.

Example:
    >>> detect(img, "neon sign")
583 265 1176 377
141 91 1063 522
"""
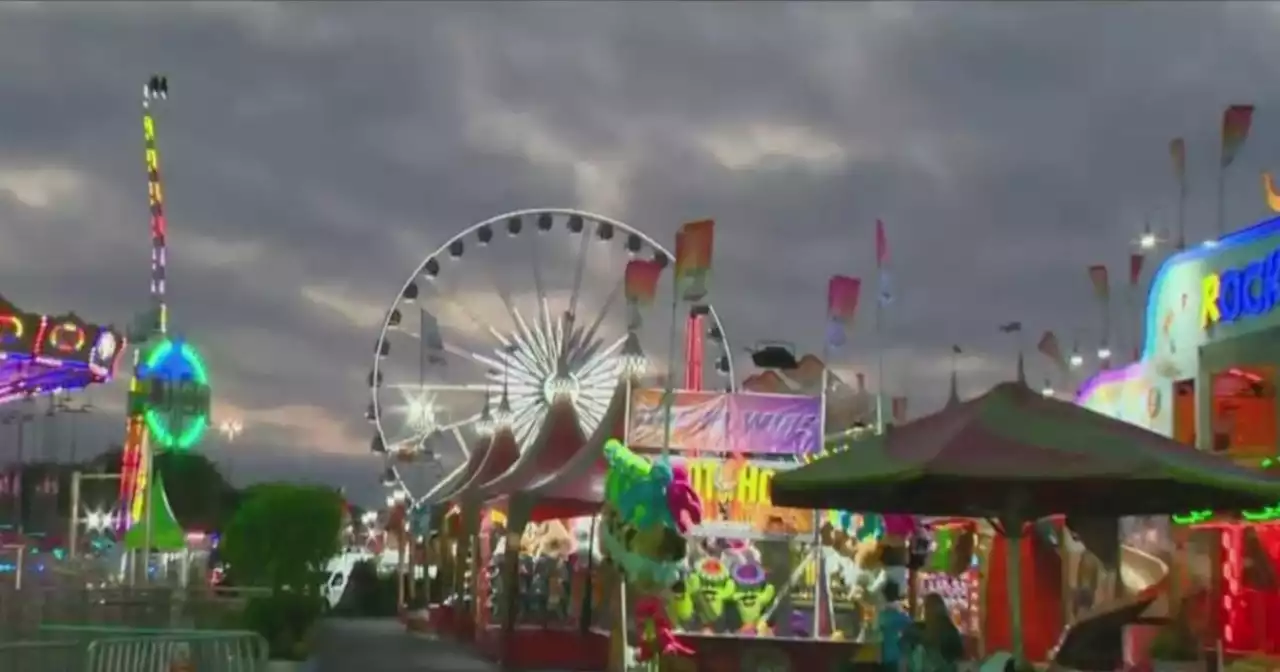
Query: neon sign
46 322 87 354
1200 249 1280 328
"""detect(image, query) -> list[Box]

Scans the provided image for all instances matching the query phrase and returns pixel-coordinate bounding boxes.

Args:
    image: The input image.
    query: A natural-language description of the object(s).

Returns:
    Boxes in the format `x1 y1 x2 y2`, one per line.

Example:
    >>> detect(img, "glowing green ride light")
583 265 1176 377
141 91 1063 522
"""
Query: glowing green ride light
139 337 212 451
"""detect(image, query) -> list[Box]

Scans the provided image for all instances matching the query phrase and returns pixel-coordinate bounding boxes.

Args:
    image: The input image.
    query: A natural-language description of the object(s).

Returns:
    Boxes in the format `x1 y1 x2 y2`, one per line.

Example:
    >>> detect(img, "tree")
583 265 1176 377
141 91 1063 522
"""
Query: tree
219 482 343 591
220 483 344 661
153 452 239 531
86 447 240 531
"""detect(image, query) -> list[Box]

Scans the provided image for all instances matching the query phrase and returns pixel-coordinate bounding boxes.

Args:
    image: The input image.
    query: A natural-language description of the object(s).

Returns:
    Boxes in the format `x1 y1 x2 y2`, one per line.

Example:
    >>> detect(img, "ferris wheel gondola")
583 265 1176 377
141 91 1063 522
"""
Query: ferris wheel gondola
367 208 737 506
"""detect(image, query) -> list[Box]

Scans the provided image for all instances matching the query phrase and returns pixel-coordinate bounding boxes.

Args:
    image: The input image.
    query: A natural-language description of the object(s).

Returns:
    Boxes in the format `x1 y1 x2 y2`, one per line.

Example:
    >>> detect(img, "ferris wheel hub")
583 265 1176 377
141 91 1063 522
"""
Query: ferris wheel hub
543 373 581 404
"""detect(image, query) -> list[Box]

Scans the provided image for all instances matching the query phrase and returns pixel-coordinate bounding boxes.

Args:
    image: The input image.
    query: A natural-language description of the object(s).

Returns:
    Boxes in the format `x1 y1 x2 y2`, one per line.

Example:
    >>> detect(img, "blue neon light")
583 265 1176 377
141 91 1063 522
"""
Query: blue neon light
1205 250 1280 325
1079 213 1280 402
1142 215 1280 354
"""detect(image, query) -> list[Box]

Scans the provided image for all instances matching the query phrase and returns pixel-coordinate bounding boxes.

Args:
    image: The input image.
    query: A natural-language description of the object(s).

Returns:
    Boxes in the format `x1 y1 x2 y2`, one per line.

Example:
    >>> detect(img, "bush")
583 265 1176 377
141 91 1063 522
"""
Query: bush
241 593 326 661
220 483 344 660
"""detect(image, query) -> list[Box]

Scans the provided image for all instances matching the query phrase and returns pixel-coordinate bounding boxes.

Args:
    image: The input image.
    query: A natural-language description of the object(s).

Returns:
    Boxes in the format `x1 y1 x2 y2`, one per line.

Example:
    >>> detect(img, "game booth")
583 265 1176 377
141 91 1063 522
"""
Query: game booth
471 388 622 670
1079 212 1280 661
432 426 521 643
797 445 1067 665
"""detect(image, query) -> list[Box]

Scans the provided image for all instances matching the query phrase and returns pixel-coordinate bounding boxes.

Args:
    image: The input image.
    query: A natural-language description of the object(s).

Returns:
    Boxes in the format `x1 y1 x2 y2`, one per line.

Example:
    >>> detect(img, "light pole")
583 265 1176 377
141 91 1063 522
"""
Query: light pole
218 419 243 442
2 404 36 535
59 392 93 466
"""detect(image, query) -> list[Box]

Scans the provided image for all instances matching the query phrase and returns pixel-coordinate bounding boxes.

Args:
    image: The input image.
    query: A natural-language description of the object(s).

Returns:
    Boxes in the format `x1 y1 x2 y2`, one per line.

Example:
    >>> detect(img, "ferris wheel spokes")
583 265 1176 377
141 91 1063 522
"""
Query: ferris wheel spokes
370 209 740 506
565 221 593 337
576 275 626 351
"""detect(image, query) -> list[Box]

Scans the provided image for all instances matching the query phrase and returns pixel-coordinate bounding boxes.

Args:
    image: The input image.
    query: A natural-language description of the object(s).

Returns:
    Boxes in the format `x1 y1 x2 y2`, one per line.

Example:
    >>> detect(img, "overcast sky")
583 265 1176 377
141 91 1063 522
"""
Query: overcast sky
1 2 1278 506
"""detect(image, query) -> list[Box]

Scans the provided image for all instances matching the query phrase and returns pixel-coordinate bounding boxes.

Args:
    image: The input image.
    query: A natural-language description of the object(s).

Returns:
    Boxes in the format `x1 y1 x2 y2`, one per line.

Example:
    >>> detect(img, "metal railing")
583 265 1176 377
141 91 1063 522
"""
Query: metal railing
85 631 268 672
0 630 268 672
0 586 252 640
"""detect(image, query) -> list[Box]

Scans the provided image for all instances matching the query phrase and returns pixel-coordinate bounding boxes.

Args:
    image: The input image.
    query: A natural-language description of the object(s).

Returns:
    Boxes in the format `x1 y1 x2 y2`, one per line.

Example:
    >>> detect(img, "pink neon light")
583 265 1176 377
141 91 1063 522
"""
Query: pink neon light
684 313 704 391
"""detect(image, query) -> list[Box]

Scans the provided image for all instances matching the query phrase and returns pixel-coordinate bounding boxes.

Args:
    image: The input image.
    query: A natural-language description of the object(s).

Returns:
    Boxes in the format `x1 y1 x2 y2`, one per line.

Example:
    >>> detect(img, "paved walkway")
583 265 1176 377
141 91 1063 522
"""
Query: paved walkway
313 618 499 672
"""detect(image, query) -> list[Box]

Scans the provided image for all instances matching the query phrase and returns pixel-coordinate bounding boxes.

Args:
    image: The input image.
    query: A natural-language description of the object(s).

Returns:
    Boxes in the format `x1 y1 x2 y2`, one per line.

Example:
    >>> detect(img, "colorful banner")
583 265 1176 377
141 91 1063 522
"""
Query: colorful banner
626 389 727 454
1128 253 1145 287
624 258 663 306
1038 330 1066 373
626 389 822 456
1221 104 1256 168
826 275 862 348
728 393 823 455
1088 264 1110 302
674 219 714 302
1170 137 1186 185
875 219 888 268
827 275 862 324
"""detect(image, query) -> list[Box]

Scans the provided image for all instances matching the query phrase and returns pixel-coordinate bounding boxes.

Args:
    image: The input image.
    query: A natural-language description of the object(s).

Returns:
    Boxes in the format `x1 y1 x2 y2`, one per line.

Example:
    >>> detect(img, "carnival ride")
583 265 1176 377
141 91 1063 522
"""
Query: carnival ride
0 295 125 407
367 211 742 668
114 75 212 563
0 296 124 555
367 209 735 505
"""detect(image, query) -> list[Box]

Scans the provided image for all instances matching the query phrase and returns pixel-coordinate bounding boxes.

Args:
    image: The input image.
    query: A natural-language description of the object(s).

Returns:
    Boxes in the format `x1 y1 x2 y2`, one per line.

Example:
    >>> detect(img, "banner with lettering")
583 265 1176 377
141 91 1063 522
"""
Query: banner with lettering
727 393 823 456
672 456 813 536
626 389 728 453
626 389 823 456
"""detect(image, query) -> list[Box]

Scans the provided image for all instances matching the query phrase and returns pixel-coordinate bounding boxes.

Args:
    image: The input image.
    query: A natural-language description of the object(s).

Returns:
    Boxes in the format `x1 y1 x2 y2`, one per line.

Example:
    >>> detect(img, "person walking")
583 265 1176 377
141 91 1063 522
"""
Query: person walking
914 593 965 671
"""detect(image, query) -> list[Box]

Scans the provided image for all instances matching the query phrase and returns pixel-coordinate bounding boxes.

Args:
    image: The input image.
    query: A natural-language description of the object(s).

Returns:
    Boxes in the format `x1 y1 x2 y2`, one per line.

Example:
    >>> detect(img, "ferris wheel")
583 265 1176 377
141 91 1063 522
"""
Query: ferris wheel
367 208 737 504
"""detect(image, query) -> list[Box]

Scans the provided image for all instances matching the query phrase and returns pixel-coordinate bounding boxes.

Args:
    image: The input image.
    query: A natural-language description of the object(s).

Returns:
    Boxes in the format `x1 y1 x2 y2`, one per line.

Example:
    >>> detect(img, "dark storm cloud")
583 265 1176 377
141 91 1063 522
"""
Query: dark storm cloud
2 2 1279 504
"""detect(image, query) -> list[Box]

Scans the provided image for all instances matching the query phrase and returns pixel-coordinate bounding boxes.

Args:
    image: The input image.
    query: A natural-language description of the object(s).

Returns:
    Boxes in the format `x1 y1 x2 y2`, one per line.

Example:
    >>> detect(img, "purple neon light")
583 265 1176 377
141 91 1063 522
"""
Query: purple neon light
1076 212 1280 407
0 354 111 406
1075 363 1141 404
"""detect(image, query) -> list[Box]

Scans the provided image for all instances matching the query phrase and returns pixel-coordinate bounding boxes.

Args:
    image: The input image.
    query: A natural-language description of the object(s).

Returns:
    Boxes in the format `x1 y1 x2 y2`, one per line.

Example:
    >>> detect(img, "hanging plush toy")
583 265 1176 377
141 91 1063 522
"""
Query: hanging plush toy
634 595 694 662
601 438 704 662
878 514 919 602
601 438 704 589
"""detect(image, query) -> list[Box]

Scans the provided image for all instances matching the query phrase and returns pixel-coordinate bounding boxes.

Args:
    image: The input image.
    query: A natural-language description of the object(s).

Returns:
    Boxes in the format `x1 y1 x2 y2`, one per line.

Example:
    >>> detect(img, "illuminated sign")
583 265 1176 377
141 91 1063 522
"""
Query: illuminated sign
1200 249 1280 328
0 315 23 345
46 321 87 354
672 456 812 535
684 457 777 507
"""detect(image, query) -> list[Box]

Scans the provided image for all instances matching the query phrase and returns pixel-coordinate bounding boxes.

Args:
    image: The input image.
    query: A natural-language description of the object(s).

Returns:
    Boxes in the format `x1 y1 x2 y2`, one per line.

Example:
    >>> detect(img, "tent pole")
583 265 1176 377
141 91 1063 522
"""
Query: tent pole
1005 522 1025 664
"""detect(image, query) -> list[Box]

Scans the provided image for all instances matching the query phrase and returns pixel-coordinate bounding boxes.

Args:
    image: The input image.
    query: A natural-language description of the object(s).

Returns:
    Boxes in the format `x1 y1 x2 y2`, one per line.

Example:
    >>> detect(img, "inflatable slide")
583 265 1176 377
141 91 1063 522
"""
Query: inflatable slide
1050 545 1170 670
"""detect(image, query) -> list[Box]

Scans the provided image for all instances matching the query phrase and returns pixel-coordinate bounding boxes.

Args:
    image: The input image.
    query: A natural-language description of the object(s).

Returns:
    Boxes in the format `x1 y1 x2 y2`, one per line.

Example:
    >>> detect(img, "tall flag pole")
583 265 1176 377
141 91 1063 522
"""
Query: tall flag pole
947 345 962 407
817 273 860 638
1128 253 1145 362
664 220 714 460
1170 137 1187 250
1218 104 1256 237
874 220 891 431
1088 264 1111 369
